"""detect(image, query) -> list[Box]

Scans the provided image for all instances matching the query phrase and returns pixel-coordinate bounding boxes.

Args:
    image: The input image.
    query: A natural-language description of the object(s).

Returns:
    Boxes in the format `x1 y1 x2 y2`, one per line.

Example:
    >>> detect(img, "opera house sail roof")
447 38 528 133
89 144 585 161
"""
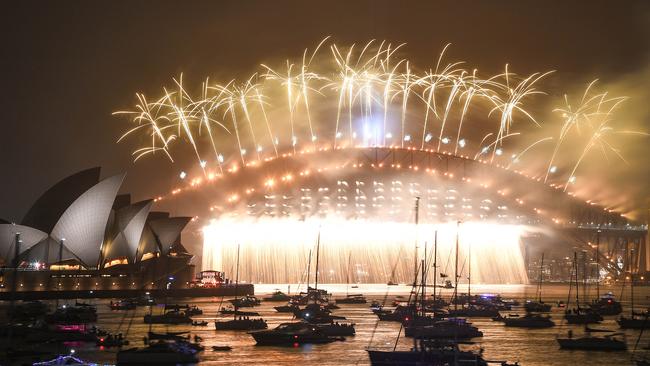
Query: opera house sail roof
0 168 192 270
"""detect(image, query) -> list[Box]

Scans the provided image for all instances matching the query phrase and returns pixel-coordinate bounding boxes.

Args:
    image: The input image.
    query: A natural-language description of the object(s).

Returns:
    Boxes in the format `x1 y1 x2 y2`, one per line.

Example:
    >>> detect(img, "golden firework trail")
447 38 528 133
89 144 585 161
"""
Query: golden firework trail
115 38 645 193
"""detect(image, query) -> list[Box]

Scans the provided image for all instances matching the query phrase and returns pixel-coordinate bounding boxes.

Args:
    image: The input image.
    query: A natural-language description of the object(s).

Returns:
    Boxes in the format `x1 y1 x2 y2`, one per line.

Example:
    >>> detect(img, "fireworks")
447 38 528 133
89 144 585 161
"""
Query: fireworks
115 38 646 211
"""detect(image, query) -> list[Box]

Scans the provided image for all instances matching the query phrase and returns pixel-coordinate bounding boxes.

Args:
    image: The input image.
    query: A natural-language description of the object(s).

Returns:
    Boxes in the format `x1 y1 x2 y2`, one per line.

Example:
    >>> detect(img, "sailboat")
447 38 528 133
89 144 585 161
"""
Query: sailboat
447 233 499 318
215 244 267 331
294 229 348 326
589 231 622 315
557 330 627 351
618 273 650 329
404 223 482 340
336 252 367 304
524 254 552 313
564 252 603 324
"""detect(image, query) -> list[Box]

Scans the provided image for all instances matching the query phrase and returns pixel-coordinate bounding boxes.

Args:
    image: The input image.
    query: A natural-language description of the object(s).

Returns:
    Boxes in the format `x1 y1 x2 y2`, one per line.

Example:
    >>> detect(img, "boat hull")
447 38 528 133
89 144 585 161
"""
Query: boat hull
367 350 488 366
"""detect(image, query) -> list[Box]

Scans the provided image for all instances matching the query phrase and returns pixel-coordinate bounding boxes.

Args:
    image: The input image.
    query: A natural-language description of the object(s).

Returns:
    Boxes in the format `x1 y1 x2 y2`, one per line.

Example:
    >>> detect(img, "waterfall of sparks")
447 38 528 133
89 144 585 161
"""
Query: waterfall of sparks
203 218 529 284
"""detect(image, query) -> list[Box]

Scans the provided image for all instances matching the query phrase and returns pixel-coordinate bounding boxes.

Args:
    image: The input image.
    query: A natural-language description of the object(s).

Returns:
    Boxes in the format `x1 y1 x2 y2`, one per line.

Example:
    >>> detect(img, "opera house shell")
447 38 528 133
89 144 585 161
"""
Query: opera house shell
0 168 195 292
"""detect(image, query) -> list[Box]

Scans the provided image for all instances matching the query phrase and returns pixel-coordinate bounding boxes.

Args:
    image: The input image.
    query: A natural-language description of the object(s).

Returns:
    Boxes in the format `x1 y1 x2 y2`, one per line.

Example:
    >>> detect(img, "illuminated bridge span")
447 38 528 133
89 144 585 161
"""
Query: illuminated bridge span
164 147 648 282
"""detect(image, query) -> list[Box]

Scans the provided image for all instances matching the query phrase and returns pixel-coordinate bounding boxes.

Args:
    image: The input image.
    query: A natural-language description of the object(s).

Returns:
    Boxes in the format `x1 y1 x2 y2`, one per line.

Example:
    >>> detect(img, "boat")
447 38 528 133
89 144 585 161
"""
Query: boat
215 244 267 331
263 290 292 302
219 306 260 316
618 313 650 329
336 253 367 305
250 322 344 345
45 304 98 324
116 341 199 364
447 305 500 318
492 313 518 322
524 254 552 313
588 232 622 316
557 331 627 351
33 355 101 366
8 300 49 320
215 317 268 330
502 313 555 328
192 320 208 326
335 294 368 304
565 308 603 324
387 281 399 286
144 310 192 324
110 299 137 311
147 331 189 341
590 294 623 316
563 252 602 324
295 303 346 324
186 305 202 315
405 318 483 339
617 274 650 329
97 333 130 347
524 300 552 313
212 345 232 351
228 295 261 308
316 322 356 336
367 339 508 366
274 303 299 313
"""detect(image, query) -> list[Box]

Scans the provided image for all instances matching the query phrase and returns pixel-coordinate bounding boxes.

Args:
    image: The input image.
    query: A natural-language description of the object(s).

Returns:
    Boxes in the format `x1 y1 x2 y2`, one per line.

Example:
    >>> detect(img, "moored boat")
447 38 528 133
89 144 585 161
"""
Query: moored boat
116 341 199 365
144 311 192 324
404 318 483 339
250 322 343 345
502 313 555 328
557 331 626 351
263 290 291 302
215 317 268 330
335 294 368 304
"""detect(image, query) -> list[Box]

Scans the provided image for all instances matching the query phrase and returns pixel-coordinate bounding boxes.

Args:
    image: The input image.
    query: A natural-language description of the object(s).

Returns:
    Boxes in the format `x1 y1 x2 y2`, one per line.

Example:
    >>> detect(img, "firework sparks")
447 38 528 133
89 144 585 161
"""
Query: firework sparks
115 38 645 195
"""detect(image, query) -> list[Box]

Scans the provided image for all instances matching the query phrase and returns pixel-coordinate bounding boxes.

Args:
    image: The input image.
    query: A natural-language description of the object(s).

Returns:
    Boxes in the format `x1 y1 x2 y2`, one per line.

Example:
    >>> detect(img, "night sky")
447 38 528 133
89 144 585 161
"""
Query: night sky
2 0 649 224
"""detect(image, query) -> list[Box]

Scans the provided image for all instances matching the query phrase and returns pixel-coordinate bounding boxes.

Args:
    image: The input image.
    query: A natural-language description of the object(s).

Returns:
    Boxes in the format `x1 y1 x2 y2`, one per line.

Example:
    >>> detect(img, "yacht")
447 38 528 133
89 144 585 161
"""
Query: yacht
589 293 623 316
557 332 627 351
502 313 555 328
404 318 483 339
335 294 368 304
250 322 343 345
316 322 356 336
229 295 261 307
263 290 291 302
215 317 268 330
219 306 260 316
524 300 552 313
116 341 199 365
564 308 603 324
143 310 192 324
367 339 513 366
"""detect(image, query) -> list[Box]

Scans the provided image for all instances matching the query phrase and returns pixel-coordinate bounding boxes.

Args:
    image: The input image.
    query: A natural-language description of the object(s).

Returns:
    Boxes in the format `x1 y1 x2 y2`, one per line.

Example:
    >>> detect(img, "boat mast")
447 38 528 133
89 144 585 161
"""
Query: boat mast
468 241 471 301
314 229 321 303
346 251 352 297
421 240 427 318
582 250 587 305
630 245 635 316
234 243 240 319
413 197 420 283
574 252 580 309
538 253 545 303
420 259 426 317
454 220 461 311
306 249 312 292
433 231 438 301
595 229 601 299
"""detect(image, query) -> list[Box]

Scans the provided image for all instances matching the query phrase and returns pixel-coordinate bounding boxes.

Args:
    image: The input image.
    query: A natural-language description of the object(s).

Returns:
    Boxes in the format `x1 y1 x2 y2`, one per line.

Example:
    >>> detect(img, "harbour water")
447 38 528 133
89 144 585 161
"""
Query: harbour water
12 283 650 365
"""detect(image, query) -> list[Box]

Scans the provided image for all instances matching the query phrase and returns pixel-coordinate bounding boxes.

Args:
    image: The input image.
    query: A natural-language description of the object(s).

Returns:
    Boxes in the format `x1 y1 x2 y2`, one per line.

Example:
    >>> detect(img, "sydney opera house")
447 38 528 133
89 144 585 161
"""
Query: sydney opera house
0 168 196 294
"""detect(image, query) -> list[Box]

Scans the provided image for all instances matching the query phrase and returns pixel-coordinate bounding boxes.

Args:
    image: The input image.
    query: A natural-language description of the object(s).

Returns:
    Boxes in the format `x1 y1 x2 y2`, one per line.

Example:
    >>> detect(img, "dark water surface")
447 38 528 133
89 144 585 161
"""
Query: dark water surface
42 284 650 365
